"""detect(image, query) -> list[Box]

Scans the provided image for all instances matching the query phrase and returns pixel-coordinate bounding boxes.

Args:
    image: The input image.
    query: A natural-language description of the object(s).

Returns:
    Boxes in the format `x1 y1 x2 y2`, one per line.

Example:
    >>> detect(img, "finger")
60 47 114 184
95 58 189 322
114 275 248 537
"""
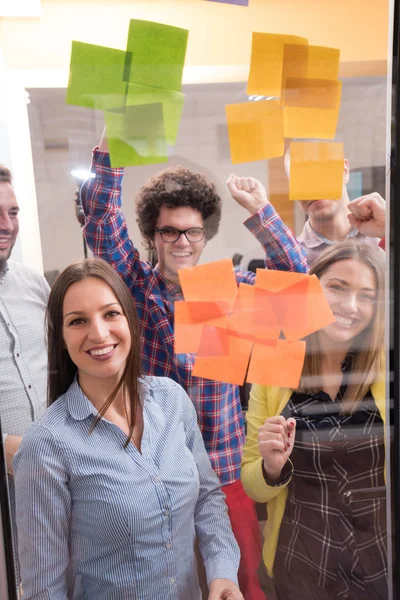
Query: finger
260 423 287 436
262 415 287 427
286 418 296 432
240 178 251 193
248 177 258 192
259 439 287 453
348 200 372 219
226 177 236 193
258 431 287 445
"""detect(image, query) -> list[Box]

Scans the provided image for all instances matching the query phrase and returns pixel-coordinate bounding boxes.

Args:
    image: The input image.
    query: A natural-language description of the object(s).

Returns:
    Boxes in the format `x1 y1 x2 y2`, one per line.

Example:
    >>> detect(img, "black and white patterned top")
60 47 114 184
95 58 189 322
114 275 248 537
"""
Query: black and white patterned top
274 364 387 599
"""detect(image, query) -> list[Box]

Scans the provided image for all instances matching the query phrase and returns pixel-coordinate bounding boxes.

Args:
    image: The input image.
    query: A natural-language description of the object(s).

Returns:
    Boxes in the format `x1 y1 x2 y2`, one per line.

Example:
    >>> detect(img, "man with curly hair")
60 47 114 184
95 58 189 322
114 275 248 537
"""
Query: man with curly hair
81 129 308 600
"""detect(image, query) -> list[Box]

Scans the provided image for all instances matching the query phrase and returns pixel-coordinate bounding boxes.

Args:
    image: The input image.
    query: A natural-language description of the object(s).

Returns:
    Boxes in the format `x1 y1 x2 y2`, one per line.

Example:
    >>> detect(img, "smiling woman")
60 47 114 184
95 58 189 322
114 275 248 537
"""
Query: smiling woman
12 258 243 600
241 242 386 600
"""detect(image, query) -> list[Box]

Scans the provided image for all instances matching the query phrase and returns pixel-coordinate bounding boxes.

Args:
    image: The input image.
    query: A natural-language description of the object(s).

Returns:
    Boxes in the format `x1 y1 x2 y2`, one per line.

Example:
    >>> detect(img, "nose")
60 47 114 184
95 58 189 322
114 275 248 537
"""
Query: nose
87 316 109 343
173 232 191 248
340 292 359 315
0 213 14 233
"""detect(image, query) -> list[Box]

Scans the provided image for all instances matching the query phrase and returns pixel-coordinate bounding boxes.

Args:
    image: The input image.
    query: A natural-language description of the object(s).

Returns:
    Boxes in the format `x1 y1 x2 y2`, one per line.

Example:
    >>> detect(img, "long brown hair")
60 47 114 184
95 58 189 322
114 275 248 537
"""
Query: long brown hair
47 258 142 445
298 242 385 405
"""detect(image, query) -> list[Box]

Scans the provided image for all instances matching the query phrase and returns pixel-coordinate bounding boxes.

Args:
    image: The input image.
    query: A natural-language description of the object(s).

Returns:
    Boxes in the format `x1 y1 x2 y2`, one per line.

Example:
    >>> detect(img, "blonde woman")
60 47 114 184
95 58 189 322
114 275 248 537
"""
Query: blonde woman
241 242 386 599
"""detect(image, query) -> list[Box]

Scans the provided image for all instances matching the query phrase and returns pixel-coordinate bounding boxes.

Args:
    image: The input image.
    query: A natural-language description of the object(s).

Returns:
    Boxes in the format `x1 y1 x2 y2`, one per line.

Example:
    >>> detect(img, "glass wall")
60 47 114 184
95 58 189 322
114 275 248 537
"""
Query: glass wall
0 0 395 598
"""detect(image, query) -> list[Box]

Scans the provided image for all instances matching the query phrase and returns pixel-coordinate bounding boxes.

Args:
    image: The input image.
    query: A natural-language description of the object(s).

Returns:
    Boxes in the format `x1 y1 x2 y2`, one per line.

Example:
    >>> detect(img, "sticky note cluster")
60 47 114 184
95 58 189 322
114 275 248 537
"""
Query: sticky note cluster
174 259 335 388
66 20 188 167
225 32 343 200
289 141 345 200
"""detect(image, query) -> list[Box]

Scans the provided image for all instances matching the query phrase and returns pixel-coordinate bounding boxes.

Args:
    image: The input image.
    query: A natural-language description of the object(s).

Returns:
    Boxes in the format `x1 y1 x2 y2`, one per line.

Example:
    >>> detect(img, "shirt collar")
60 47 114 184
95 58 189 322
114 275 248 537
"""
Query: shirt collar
0 261 9 284
154 265 182 298
67 377 99 421
66 376 150 422
298 220 360 249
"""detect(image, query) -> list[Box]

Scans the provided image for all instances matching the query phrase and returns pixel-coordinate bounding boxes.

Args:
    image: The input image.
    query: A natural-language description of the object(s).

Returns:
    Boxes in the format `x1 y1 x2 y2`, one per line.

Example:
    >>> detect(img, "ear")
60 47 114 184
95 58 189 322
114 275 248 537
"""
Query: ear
343 158 350 185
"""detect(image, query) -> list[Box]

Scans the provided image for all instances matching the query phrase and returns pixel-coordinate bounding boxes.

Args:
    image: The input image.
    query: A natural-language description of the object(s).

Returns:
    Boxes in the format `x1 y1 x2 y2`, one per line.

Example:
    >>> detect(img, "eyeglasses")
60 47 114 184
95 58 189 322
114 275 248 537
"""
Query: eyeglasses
154 227 206 243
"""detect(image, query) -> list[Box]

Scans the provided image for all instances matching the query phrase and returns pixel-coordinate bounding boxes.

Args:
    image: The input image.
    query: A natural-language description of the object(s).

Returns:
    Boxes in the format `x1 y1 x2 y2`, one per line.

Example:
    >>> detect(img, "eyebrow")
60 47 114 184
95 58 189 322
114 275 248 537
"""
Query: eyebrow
327 277 376 292
63 302 121 319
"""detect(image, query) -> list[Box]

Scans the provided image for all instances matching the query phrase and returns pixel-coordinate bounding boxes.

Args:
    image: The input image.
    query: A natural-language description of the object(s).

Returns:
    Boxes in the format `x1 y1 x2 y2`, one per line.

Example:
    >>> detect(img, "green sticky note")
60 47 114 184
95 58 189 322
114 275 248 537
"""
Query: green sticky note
126 83 184 145
105 103 168 168
125 19 189 92
66 41 129 111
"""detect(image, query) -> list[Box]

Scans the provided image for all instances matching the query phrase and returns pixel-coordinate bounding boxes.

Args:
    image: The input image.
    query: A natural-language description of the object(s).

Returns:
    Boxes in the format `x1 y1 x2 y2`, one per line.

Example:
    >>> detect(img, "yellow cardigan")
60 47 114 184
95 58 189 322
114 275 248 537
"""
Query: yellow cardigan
240 373 386 577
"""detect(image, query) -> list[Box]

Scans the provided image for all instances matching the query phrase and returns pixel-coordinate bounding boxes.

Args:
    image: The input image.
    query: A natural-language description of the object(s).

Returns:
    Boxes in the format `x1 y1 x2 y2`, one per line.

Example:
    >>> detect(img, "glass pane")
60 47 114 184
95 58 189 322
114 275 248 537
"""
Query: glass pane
0 0 395 598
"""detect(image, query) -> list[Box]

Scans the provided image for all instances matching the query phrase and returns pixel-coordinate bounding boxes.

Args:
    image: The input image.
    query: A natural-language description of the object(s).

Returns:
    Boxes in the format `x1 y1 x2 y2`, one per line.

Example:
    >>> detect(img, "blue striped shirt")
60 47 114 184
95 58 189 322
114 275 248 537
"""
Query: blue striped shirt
13 376 239 600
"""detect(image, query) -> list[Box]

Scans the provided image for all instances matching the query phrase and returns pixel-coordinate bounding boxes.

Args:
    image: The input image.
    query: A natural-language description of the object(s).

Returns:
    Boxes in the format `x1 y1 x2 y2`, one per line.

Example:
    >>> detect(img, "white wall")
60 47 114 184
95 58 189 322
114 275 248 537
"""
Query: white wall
0 54 44 273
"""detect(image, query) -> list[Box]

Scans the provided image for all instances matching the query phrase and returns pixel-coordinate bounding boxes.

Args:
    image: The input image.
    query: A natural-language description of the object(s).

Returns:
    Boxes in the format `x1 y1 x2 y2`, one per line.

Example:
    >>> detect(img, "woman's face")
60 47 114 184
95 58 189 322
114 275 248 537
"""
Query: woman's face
62 277 131 384
318 259 377 347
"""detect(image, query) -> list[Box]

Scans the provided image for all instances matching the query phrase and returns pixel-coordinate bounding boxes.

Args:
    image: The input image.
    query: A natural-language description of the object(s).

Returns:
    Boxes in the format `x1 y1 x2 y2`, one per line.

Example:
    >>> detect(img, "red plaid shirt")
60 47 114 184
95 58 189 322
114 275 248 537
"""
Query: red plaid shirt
80 149 308 485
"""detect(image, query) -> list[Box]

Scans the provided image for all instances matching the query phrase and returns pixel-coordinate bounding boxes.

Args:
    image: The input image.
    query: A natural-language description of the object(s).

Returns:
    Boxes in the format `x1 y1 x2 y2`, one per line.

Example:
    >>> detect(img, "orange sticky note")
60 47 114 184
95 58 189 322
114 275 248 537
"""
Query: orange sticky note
247 339 306 388
228 283 281 341
276 276 335 340
174 301 230 353
247 33 308 97
178 259 238 311
192 327 253 385
255 269 309 293
283 79 342 110
197 325 230 357
225 100 284 164
289 141 345 201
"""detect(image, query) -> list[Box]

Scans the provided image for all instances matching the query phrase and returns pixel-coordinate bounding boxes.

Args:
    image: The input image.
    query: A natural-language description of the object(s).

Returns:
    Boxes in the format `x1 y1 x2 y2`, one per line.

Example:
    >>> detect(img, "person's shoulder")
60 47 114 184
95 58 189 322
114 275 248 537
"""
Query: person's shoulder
18 394 70 453
8 260 48 286
142 376 186 408
6 260 50 301
142 375 183 394
26 394 70 434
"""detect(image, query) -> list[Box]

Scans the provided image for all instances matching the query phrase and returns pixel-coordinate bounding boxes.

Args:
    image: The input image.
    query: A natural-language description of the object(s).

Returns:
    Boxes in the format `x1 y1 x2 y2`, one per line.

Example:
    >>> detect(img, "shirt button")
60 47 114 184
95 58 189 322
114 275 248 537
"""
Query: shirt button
166 542 172 550
170 576 176 585
153 475 161 483
16 353 20 357
163 509 170 517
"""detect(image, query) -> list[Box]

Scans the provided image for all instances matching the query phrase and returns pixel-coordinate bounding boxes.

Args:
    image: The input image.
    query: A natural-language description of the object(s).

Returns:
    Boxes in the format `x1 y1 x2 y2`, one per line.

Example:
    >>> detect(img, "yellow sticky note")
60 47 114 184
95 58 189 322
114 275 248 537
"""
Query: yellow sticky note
289 141 345 201
306 46 340 81
247 33 308 97
284 106 340 139
225 100 284 164
283 79 342 109
283 78 341 140
281 44 309 93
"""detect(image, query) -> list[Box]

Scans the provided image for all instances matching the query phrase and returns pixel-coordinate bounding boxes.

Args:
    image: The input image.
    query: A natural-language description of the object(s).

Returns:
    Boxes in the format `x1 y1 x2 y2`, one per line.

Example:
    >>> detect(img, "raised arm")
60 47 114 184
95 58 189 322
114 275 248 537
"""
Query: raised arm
80 129 145 292
226 175 309 279
13 426 71 600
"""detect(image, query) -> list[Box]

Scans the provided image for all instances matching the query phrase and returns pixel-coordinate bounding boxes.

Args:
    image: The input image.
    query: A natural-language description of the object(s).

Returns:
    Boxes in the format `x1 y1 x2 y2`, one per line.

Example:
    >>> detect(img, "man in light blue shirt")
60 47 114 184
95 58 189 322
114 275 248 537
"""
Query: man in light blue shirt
0 164 49 472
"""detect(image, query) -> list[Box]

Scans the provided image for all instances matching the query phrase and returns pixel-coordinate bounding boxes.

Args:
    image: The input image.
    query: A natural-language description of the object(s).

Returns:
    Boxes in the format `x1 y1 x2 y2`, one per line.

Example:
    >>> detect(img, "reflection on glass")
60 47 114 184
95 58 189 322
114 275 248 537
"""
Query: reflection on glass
0 1 392 598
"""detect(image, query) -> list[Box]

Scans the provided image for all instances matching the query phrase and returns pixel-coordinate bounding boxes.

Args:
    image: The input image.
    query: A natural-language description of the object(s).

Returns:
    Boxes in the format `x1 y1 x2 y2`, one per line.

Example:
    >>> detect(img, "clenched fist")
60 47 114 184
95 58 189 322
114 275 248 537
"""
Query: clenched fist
258 416 296 483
